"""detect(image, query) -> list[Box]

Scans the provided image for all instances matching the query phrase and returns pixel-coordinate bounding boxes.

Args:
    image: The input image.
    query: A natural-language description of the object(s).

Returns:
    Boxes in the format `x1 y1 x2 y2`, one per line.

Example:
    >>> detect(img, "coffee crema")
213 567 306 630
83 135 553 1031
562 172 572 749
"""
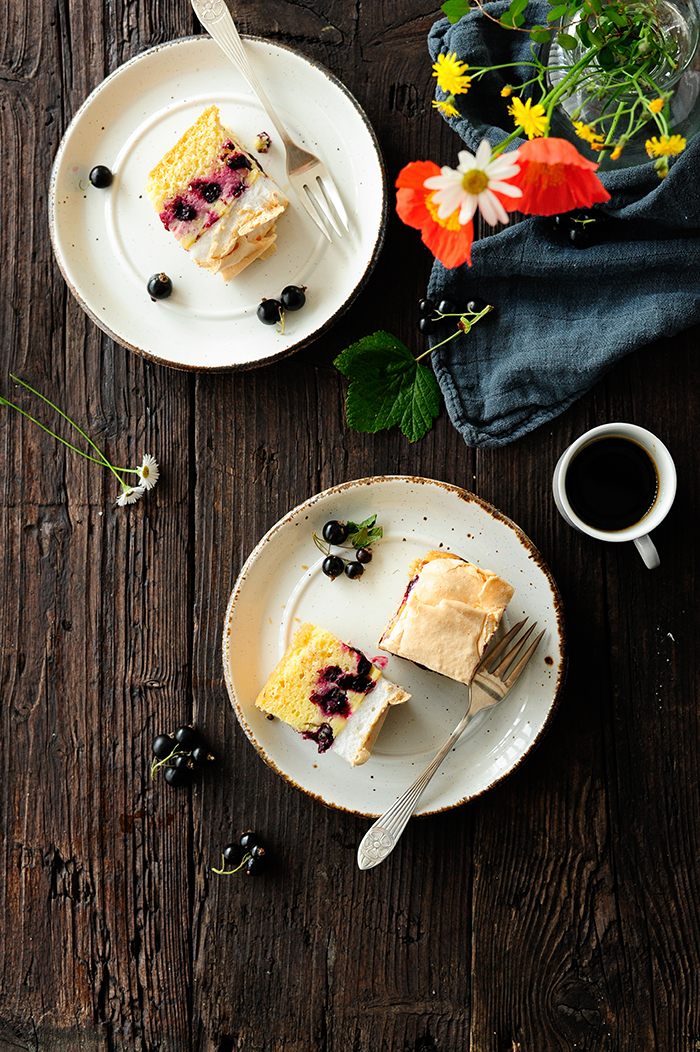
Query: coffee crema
564 436 659 532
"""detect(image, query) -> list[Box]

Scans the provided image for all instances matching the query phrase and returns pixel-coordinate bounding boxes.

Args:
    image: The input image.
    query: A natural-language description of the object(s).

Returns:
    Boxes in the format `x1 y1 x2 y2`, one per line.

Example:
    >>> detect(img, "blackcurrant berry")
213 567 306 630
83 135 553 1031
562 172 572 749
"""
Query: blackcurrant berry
567 224 592 248
257 299 283 325
355 547 372 564
147 273 172 301
280 285 306 311
322 555 344 580
250 843 266 860
89 165 113 188
174 725 202 751
437 299 457 315
173 201 197 221
198 182 221 202
322 520 349 544
152 733 175 760
223 843 245 868
466 297 488 314
240 831 263 852
191 746 215 766
418 316 437 335
418 298 436 316
164 756 193 787
344 561 364 579
246 855 266 875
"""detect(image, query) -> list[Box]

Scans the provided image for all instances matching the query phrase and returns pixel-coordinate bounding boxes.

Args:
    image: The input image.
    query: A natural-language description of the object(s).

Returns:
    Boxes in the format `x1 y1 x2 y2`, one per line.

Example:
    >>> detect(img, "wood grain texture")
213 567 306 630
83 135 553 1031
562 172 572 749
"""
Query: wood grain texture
1 0 700 1049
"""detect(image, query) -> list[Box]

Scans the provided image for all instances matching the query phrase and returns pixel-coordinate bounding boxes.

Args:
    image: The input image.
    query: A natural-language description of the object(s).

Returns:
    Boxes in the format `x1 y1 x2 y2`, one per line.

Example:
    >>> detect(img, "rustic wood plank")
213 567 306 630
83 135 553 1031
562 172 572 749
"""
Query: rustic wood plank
2 0 700 1049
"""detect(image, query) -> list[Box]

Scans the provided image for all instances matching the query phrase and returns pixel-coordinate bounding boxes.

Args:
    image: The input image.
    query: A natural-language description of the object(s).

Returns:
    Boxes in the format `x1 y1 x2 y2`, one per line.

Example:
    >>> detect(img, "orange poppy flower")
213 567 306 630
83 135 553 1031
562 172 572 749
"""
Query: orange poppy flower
396 161 474 268
503 137 610 216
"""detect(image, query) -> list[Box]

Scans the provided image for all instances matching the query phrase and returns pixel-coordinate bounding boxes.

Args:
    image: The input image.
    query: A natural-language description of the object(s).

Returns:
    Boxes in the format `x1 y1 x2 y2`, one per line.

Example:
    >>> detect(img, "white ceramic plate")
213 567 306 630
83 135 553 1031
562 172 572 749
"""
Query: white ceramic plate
222 476 566 818
49 36 387 371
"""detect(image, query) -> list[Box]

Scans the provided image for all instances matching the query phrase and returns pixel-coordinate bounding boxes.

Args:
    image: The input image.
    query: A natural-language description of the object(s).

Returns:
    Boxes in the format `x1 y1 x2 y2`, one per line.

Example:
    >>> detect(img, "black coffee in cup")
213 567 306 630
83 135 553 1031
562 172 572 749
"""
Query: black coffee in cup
564 436 659 532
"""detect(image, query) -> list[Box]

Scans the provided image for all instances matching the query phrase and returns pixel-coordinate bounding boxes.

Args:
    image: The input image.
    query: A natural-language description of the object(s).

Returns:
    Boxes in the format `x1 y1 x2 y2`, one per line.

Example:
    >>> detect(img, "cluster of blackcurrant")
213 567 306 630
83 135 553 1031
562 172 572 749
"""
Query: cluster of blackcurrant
313 516 380 581
417 296 492 336
151 725 215 787
257 285 307 330
212 830 268 877
552 210 609 249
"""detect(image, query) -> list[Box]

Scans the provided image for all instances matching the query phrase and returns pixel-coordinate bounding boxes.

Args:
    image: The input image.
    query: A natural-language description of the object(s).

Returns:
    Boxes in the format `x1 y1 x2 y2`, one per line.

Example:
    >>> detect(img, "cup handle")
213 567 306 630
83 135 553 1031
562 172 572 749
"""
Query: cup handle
633 534 660 569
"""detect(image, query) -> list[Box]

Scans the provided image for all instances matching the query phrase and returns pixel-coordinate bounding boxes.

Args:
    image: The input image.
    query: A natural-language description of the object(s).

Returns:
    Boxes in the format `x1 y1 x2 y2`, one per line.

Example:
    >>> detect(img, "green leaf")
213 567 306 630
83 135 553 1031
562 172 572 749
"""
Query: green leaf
346 515 384 549
530 24 552 42
585 0 603 14
605 6 628 25
547 4 569 20
556 30 579 48
334 331 441 443
441 0 470 23
510 0 530 15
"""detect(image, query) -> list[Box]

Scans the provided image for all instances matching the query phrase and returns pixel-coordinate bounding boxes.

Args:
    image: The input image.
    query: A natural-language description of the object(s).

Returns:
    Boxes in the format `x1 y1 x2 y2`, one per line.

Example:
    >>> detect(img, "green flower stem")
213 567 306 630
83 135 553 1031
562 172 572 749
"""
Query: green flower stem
3 375 130 490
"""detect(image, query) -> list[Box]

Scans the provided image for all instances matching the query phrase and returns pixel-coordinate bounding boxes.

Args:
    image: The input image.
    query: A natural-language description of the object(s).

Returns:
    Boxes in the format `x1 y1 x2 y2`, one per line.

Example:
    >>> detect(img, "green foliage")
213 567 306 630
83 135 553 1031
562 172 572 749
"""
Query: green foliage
334 332 442 443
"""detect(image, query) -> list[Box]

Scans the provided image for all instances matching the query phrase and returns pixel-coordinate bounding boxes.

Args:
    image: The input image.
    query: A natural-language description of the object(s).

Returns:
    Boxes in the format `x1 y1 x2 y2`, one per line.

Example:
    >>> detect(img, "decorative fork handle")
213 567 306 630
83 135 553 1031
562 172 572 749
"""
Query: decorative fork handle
357 684 473 871
190 0 290 148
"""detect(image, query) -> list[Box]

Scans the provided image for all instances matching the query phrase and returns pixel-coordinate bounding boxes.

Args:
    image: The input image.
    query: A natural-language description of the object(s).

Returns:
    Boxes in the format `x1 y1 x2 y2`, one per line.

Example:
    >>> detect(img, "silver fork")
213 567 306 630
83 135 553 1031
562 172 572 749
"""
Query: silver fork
356 619 544 871
190 0 349 241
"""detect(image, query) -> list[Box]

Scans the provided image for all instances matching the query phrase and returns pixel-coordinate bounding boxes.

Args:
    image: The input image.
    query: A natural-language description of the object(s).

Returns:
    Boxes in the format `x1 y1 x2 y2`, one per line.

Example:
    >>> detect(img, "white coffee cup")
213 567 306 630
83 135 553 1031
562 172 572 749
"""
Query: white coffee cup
552 423 676 569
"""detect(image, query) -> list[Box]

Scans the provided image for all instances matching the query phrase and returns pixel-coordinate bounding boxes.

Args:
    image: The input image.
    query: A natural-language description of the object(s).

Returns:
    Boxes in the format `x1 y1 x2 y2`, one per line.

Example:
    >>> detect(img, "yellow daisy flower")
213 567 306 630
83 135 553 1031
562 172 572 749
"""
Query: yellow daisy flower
501 86 512 97
645 134 687 157
432 52 471 95
572 121 605 146
432 96 460 118
508 96 548 139
648 97 664 113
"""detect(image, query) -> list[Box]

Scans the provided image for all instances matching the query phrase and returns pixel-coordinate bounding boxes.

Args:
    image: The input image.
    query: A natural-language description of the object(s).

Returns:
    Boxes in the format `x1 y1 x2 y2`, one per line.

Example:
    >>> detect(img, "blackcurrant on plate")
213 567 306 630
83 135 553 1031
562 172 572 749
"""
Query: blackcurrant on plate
49 36 387 370
222 476 567 818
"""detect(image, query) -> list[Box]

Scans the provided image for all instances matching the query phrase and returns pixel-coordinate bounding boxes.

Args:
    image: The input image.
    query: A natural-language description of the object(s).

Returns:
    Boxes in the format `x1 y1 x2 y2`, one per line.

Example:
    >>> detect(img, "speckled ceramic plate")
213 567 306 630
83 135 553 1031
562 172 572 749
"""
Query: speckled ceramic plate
48 35 387 370
222 476 566 818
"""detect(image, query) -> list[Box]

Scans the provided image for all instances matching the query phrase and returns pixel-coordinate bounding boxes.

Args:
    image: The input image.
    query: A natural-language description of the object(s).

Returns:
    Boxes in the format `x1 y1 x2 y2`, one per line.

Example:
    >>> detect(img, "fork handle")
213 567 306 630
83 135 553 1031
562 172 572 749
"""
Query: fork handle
357 686 473 871
191 0 290 149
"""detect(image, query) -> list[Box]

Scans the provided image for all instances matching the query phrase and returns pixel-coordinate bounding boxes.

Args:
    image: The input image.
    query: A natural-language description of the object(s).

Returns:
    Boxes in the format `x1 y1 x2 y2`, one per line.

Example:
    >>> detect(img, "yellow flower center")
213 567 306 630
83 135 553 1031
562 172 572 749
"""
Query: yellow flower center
426 192 461 230
462 169 489 195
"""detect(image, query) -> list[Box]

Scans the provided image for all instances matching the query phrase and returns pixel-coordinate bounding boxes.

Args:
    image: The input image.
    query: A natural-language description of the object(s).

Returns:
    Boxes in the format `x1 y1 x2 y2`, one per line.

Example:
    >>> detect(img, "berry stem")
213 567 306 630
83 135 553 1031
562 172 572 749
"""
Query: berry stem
212 851 252 875
415 304 493 361
150 746 187 780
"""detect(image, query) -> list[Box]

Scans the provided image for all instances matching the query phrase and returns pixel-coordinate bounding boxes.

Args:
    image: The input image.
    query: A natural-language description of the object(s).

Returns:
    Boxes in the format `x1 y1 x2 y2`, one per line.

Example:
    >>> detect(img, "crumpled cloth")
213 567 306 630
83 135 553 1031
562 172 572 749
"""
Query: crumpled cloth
426 4 700 447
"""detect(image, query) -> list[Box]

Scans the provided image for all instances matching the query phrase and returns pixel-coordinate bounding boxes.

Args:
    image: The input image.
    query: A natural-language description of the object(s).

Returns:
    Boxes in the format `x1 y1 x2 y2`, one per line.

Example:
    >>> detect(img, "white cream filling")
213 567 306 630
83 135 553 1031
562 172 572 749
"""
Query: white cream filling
332 676 409 766
189 176 286 264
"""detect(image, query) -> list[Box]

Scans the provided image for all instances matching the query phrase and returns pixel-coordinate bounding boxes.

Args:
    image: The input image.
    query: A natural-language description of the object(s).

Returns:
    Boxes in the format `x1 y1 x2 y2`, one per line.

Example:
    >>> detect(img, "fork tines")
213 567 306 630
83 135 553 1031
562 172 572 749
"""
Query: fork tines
302 173 349 239
482 618 545 688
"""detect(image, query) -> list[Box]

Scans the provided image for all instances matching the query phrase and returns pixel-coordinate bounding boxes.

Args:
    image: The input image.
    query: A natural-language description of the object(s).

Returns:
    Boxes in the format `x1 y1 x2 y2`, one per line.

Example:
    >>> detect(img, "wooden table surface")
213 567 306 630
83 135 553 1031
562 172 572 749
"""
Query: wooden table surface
2 1 698 1050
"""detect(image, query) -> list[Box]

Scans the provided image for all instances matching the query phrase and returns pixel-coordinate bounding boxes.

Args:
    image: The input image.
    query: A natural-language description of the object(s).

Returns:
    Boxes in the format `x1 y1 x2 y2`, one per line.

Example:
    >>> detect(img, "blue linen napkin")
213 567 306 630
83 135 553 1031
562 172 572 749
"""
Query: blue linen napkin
426 4 700 447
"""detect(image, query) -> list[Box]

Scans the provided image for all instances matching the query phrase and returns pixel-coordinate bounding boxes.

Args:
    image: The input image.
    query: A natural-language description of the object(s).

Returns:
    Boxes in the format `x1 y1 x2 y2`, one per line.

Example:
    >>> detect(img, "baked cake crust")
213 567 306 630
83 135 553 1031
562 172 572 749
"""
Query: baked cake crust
378 550 514 684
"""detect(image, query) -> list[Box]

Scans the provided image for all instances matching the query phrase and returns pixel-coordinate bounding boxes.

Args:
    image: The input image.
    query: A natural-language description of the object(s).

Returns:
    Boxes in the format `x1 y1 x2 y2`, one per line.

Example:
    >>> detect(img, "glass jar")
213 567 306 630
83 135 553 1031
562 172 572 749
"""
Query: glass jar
544 0 700 168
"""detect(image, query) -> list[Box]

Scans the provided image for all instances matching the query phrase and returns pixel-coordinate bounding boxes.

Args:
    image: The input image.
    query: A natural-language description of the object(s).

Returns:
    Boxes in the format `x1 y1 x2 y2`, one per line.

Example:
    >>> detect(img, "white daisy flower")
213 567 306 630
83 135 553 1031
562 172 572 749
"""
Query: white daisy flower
423 140 522 228
116 485 146 507
136 454 160 490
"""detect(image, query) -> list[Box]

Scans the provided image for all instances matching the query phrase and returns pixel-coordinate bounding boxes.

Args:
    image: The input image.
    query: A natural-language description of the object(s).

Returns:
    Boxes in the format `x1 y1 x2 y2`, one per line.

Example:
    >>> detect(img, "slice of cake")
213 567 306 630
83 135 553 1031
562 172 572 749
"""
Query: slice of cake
378 551 514 684
255 623 410 766
146 105 288 281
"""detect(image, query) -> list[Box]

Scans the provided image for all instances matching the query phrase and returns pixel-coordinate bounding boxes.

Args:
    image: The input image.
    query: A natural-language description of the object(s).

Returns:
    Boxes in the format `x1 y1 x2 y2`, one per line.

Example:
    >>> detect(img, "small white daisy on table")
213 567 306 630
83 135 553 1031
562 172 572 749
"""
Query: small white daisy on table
136 454 159 490
116 485 146 507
